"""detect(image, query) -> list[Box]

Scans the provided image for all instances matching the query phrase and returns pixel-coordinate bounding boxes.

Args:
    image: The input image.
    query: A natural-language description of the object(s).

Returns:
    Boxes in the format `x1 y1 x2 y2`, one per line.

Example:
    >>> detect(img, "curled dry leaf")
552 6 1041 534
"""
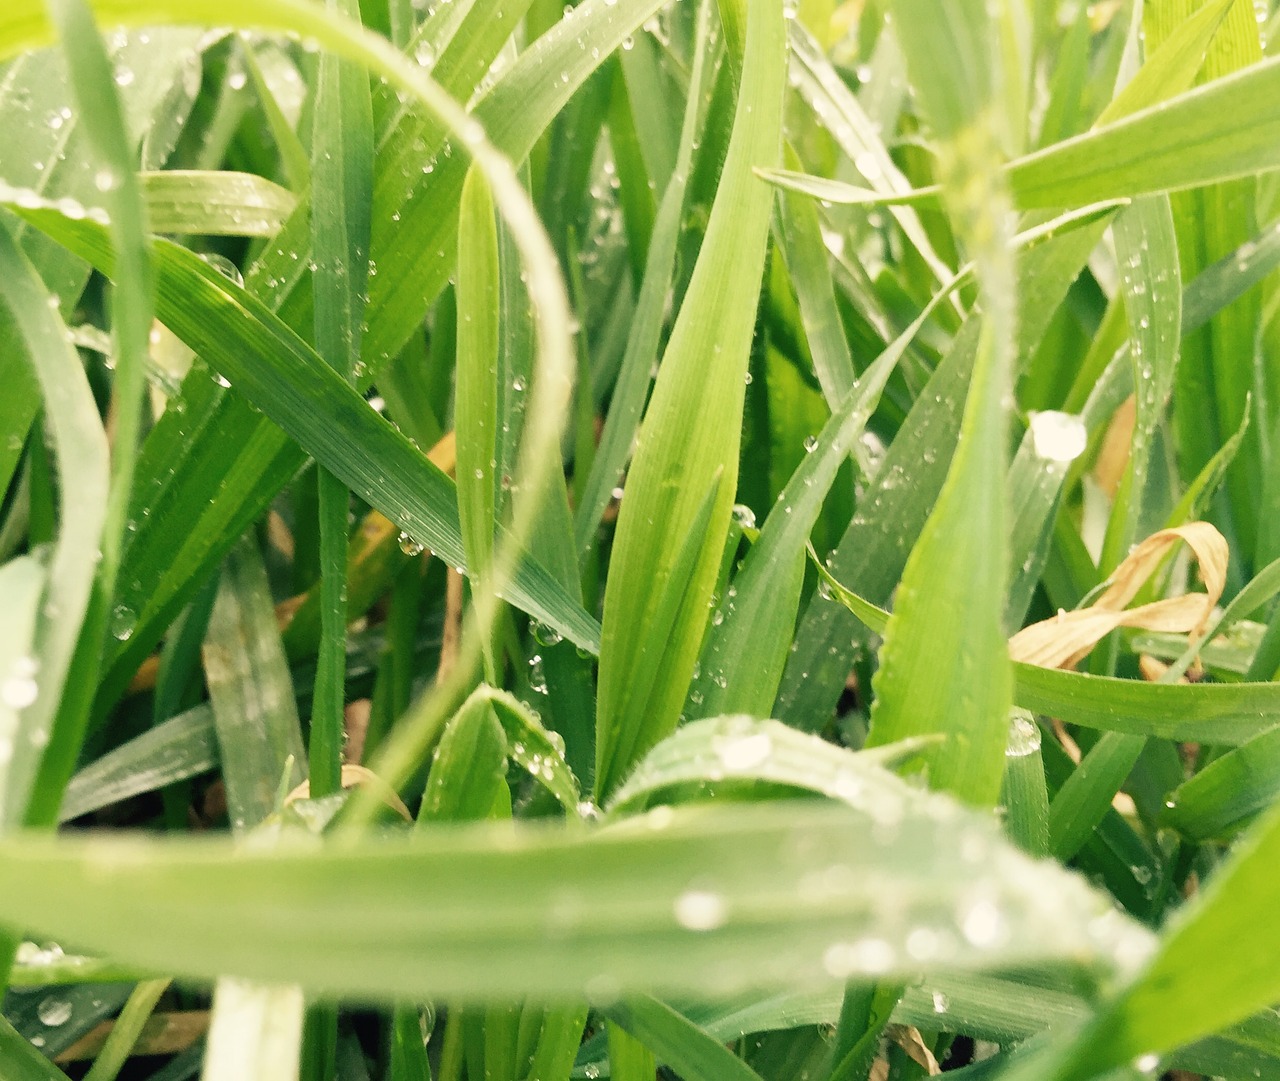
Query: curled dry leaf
284 764 412 822
1008 522 1227 670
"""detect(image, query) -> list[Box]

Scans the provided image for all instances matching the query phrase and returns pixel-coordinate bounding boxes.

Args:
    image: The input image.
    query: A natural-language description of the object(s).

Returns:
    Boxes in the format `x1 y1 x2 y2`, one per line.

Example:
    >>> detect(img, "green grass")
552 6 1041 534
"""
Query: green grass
2 0 1280 1078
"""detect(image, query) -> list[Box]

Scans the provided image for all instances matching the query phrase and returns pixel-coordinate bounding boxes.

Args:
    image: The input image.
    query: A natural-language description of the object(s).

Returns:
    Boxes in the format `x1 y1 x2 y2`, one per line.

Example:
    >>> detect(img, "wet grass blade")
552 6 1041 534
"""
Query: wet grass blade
863 0 1017 808
308 0 373 802
573 0 718 553
0 799 1152 1001
455 167 501 677
593 0 786 800
59 705 218 823
4 211 600 653
1056 797 1280 1076
141 171 297 236
0 226 108 828
203 539 306 832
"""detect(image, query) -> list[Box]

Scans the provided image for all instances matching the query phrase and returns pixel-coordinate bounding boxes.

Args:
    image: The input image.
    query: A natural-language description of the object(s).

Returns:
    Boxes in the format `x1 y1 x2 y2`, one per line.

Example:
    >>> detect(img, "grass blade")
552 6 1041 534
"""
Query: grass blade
593 0 786 800
864 0 1017 807
0 225 108 827
0 800 1152 1001
202 539 306 833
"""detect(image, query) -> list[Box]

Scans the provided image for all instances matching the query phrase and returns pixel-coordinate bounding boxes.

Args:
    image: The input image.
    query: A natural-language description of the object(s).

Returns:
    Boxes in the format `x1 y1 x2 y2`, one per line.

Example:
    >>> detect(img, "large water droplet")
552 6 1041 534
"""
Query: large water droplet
37 996 73 1027
1028 410 1087 464
109 604 137 641
715 731 772 771
1005 709 1041 757
673 889 726 931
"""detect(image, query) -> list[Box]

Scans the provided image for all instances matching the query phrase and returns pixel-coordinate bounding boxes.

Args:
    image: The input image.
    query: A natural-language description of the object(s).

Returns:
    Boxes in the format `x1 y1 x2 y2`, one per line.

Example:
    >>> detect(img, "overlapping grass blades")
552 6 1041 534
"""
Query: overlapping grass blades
593 0 785 800
4 0 1280 1076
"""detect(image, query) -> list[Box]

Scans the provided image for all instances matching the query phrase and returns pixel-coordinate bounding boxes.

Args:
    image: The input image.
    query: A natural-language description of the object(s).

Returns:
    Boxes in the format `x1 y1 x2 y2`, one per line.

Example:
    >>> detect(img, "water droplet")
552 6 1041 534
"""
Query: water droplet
227 70 247 91
528 654 548 694
1005 709 1041 757
113 67 135 87
1 655 39 709
1133 1053 1159 1074
802 435 818 453
37 996 73 1027
931 990 949 1014
960 898 1006 947
398 532 425 556
1028 410 1087 463
109 604 137 641
731 504 756 529
823 936 895 977
714 731 772 771
673 889 726 931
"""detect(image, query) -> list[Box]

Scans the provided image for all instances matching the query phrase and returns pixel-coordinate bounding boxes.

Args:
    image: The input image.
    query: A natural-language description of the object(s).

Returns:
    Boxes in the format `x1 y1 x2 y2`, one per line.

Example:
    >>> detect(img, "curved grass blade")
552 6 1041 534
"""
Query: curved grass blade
0 226 108 828
606 714 934 817
0 800 1152 1001
141 171 297 236
9 0 671 721
2 210 600 654
593 0 786 801
761 50 1280 211
603 996 763 1081
59 705 217 823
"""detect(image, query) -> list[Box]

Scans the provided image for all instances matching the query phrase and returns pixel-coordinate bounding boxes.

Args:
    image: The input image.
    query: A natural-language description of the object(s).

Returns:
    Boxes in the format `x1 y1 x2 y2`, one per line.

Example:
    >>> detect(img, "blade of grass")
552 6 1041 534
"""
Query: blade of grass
4 212 599 652
59 704 218 823
141 170 297 236
0 800 1153 1001
863 0 1017 807
573 0 718 553
1162 725 1280 840
777 209 1104 736
455 166 501 680
202 538 306 833
762 47 1280 210
593 0 787 800
0 1014 64 1081
1053 796 1280 1076
308 0 373 806
688 282 963 719
82 978 171 1081
816 568 1280 745
305 8 371 1068
0 224 108 829
604 996 764 1081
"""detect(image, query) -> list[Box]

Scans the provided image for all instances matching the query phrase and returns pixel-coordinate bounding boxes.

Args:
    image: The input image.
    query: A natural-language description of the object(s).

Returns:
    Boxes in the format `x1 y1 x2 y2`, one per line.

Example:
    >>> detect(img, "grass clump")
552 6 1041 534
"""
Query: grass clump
3 0 1280 1078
